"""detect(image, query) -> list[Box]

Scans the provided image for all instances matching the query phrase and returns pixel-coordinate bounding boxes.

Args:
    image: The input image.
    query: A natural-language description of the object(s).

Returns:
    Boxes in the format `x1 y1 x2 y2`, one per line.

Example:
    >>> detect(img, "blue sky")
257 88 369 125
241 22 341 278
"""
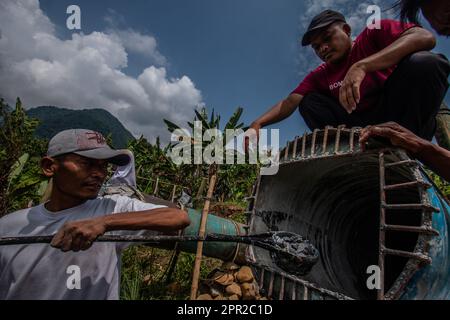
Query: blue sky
1 0 449 145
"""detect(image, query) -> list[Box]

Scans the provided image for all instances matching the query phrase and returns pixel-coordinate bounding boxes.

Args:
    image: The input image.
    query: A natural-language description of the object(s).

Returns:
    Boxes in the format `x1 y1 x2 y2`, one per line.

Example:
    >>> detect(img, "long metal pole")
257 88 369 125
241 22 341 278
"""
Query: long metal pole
0 232 290 248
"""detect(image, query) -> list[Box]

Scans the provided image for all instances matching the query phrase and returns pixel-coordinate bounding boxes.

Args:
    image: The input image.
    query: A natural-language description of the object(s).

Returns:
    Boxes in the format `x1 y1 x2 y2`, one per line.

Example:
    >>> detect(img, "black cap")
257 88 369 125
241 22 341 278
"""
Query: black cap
301 10 346 46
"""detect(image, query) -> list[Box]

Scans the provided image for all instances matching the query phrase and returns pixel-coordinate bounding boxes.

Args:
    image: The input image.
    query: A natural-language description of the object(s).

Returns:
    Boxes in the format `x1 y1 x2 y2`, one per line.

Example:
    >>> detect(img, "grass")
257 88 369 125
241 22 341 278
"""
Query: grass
120 245 223 300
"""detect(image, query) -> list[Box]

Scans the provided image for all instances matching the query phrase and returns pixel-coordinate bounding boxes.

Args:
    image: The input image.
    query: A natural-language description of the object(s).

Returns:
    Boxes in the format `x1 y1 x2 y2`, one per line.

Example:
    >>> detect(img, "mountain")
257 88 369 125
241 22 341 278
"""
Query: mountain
26 106 135 148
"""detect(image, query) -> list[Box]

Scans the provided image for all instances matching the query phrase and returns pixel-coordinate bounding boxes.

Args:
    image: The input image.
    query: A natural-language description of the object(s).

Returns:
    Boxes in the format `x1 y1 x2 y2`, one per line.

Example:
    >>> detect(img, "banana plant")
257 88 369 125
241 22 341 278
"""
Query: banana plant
0 98 45 216
163 106 254 202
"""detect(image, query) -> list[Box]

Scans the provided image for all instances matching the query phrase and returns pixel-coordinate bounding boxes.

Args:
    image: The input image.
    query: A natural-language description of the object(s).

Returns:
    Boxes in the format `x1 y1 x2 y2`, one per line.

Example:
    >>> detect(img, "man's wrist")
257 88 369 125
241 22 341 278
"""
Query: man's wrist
99 215 112 232
354 60 369 72
251 121 263 128
413 138 435 158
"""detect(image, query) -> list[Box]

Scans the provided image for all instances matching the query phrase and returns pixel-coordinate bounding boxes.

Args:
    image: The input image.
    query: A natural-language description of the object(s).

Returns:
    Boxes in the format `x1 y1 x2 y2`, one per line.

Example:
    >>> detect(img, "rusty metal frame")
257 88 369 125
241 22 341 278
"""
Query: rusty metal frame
249 262 353 300
246 127 441 300
378 148 440 300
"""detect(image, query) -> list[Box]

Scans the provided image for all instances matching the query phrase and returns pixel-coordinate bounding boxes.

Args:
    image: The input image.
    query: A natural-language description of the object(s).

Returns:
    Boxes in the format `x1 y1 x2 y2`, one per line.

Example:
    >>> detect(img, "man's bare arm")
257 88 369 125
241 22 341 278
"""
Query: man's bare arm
356 27 435 73
340 27 436 111
251 93 303 128
245 94 302 152
417 142 450 182
51 208 190 252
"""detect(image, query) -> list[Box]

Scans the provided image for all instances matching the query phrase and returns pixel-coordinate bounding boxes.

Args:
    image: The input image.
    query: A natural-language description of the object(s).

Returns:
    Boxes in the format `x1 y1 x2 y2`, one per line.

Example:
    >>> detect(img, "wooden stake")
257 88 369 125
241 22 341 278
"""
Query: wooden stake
190 167 217 300
196 177 207 199
153 177 159 196
170 184 177 202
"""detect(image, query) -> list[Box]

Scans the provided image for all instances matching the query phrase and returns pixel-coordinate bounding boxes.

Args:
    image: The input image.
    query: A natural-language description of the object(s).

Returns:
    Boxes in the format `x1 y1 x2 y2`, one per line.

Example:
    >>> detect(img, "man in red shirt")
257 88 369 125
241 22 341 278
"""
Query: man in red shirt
247 10 449 145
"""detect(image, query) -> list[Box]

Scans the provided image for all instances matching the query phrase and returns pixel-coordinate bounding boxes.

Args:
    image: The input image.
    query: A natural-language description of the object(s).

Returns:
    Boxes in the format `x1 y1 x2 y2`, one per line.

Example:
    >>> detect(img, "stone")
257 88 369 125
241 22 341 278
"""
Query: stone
196 294 213 300
241 282 257 300
221 262 240 271
235 266 254 283
214 294 225 300
228 294 239 300
225 283 242 297
143 274 152 285
213 272 235 286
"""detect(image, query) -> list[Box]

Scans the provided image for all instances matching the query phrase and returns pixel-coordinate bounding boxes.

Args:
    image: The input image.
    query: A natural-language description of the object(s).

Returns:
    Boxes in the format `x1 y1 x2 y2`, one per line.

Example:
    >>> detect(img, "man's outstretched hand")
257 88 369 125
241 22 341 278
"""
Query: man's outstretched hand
51 218 106 252
359 122 425 155
339 63 366 113
360 122 450 182
244 122 261 154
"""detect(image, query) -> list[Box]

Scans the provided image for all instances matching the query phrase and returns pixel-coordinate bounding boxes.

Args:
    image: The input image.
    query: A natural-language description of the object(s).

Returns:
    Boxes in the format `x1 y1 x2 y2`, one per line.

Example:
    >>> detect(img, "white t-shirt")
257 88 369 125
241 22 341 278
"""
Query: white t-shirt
0 195 166 300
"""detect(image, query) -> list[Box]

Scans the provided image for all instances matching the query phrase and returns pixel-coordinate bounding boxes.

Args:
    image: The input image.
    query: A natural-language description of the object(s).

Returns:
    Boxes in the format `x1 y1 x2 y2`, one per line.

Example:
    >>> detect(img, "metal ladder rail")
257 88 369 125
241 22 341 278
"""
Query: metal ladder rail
377 150 440 300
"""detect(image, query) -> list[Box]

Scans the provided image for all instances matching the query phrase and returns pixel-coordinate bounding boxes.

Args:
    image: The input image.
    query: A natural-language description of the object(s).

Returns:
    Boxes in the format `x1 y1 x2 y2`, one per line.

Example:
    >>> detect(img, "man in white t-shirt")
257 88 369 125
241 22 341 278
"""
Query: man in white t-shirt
0 129 190 300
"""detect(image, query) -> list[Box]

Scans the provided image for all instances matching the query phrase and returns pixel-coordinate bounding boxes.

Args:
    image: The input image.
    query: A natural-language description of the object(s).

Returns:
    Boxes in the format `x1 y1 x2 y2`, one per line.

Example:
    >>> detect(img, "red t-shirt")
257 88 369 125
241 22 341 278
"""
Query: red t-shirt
292 19 417 111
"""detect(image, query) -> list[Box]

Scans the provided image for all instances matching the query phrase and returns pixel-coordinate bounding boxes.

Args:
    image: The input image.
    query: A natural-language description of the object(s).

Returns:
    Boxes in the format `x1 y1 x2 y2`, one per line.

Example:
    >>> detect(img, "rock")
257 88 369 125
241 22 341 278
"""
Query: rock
236 266 254 283
143 274 152 285
143 275 151 282
209 285 222 298
206 268 221 279
214 294 225 300
213 272 235 286
241 282 257 300
197 294 213 300
221 262 240 271
228 294 239 300
225 283 242 297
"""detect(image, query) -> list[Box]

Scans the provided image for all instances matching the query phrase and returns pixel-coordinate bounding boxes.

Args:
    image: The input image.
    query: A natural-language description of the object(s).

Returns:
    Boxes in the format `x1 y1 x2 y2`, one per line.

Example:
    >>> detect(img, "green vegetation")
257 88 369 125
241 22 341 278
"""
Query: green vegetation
120 246 222 300
0 98 47 216
426 170 450 200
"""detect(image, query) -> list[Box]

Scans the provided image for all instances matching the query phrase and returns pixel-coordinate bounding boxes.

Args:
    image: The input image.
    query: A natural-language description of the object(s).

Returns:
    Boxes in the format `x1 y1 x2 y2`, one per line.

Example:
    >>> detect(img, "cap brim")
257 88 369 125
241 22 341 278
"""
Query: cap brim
301 21 337 46
74 148 131 166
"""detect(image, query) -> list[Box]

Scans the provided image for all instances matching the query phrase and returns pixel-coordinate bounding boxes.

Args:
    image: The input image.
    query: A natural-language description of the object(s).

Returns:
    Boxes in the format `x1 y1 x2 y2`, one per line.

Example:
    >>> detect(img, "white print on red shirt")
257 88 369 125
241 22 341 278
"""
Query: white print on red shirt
329 80 343 91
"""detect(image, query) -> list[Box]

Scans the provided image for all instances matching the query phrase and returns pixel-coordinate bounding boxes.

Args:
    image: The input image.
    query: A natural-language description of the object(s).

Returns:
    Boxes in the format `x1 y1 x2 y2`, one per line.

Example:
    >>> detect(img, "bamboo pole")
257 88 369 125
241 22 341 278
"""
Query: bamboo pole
196 177 207 199
153 177 159 196
170 184 177 202
190 167 217 300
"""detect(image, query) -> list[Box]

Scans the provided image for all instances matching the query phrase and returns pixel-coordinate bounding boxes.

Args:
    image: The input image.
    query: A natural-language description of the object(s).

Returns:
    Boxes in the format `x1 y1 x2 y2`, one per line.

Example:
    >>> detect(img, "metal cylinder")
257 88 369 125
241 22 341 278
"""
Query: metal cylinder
180 209 247 262
151 209 248 263
246 127 450 300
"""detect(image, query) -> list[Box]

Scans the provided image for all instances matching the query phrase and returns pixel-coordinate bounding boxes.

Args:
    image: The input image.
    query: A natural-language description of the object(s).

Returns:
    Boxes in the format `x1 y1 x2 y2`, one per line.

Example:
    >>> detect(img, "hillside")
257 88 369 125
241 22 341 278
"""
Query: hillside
27 106 135 148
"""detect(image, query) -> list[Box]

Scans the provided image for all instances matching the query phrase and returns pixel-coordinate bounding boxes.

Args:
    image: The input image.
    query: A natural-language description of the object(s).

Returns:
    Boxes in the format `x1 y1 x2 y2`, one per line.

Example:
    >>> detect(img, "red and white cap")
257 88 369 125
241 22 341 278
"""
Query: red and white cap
47 129 131 166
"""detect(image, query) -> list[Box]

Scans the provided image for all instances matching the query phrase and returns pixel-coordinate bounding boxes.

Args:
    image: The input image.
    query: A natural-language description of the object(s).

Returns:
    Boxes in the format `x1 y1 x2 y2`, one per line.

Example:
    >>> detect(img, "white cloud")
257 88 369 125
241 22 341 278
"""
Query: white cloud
0 0 201 143
103 9 166 66
109 29 167 66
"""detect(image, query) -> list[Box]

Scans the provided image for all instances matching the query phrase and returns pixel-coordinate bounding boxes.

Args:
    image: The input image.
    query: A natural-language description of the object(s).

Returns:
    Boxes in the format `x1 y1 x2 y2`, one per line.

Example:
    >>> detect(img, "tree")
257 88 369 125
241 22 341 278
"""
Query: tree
164 107 256 203
0 98 47 216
